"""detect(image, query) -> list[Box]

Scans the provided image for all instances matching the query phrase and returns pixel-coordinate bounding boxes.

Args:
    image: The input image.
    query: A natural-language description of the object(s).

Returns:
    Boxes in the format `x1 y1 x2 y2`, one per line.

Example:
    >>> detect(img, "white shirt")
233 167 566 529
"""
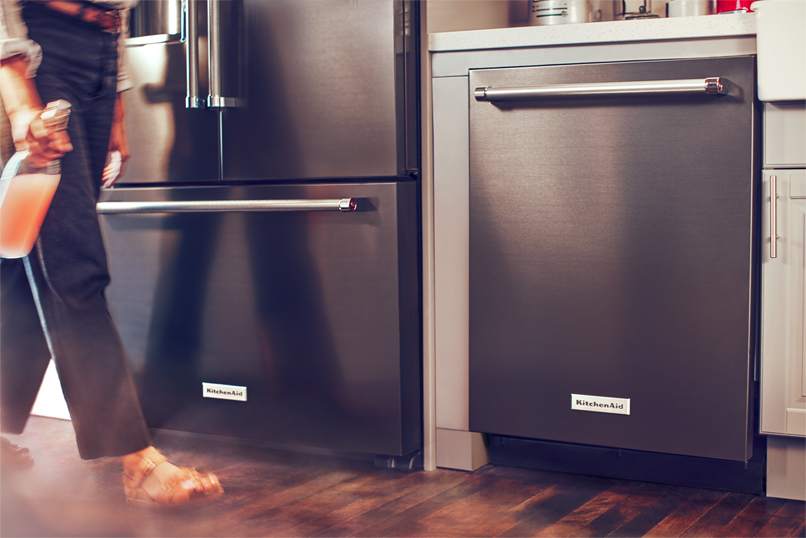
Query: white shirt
0 0 137 91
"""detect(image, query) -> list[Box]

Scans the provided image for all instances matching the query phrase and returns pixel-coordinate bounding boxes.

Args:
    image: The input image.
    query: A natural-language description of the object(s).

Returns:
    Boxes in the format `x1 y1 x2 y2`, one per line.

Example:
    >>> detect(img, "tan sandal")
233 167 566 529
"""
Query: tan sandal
122 454 223 507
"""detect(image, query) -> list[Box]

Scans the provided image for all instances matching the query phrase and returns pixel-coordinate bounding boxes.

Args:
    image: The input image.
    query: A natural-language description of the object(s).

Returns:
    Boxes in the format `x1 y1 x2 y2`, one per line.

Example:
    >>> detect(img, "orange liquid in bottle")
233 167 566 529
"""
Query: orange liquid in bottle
0 173 60 258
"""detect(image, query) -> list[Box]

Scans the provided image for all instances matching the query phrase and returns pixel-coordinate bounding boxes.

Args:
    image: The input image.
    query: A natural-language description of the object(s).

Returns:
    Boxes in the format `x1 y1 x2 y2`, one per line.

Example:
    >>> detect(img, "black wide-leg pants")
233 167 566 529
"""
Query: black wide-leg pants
0 3 150 459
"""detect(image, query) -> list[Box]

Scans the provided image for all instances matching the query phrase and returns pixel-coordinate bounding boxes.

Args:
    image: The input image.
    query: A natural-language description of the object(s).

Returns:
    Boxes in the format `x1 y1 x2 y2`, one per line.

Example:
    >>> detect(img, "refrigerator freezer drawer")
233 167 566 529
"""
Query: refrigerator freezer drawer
98 181 420 456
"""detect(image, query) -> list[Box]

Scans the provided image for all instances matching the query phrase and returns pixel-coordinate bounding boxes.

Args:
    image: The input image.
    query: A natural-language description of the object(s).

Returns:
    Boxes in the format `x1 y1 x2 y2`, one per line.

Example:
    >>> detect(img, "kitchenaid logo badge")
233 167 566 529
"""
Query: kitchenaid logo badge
202 383 247 402
571 394 630 415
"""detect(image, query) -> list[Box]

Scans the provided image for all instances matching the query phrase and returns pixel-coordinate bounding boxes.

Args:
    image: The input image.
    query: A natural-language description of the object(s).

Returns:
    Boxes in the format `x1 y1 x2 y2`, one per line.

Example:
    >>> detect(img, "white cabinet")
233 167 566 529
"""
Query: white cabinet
759 96 806 501
761 169 806 437
755 0 806 503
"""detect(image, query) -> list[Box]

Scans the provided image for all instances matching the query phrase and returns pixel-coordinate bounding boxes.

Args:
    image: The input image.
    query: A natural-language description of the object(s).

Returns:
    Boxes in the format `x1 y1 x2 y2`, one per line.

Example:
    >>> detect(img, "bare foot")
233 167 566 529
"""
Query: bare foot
1 437 34 470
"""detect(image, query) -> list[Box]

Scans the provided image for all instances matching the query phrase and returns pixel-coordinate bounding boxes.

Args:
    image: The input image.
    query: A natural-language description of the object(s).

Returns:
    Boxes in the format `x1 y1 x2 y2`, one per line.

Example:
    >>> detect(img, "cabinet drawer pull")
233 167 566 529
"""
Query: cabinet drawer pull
770 175 779 259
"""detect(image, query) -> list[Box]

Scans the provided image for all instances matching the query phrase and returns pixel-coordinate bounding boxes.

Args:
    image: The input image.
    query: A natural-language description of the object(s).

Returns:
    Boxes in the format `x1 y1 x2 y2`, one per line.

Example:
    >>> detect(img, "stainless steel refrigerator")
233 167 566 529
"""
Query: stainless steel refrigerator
97 0 421 459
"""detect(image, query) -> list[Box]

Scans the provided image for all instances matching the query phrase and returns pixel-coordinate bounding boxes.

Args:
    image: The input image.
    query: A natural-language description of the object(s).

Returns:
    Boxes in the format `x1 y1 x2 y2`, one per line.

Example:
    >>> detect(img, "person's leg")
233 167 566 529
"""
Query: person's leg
16 5 222 505
21 3 150 459
0 259 52 435
1 258 50 469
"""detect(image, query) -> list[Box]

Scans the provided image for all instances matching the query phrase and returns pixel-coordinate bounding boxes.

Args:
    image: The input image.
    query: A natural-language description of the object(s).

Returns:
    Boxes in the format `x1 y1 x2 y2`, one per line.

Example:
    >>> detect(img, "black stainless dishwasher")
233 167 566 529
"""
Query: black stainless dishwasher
468 56 758 461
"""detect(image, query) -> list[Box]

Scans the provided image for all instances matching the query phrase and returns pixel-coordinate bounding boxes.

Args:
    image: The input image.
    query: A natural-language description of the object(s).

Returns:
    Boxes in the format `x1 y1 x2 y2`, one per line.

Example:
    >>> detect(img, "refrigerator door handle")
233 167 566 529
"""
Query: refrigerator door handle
207 0 244 108
474 77 728 102
183 0 201 109
96 198 358 214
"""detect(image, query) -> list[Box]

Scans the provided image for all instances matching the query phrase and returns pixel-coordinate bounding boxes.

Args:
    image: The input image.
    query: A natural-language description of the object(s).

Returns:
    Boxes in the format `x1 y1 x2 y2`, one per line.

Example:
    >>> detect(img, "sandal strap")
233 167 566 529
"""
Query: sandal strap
123 453 168 489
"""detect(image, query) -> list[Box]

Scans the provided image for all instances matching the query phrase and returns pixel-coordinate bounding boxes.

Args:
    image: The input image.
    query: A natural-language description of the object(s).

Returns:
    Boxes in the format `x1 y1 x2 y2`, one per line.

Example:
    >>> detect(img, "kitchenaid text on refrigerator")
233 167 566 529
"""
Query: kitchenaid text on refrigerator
202 383 247 402
571 394 630 415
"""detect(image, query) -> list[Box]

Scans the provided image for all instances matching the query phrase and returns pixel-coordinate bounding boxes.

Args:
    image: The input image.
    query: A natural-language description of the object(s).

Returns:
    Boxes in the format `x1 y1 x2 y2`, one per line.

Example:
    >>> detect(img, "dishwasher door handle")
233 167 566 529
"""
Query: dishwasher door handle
97 198 358 214
474 77 727 101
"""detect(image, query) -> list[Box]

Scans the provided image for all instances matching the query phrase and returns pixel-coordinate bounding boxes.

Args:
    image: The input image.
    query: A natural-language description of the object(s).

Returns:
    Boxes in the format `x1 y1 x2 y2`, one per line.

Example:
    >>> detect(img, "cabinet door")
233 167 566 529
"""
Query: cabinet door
761 170 806 437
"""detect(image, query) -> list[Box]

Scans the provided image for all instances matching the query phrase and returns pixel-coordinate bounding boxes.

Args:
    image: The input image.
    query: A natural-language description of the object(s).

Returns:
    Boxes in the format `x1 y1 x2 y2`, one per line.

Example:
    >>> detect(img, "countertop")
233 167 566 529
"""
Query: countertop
429 13 756 52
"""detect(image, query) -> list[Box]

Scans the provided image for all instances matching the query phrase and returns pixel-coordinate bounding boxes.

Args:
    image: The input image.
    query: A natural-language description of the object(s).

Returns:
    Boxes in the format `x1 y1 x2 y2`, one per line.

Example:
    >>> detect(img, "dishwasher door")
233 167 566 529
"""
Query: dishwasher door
468 56 758 461
97 181 420 456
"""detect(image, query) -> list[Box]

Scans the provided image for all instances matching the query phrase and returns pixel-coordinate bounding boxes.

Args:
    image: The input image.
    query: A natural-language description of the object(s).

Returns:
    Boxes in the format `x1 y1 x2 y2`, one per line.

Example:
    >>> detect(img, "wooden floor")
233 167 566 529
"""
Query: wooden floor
1 417 804 538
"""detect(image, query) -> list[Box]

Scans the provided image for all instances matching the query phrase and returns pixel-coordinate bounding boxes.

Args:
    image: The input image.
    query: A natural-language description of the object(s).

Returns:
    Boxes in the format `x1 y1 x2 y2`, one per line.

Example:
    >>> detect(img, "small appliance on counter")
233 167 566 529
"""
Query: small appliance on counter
528 0 670 25
614 0 660 18
666 0 715 16
716 0 754 12
529 0 596 24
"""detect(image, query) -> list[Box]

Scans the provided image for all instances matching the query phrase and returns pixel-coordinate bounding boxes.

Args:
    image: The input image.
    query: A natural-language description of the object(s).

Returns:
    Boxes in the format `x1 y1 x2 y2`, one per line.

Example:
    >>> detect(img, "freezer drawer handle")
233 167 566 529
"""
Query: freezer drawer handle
96 198 358 214
770 175 779 259
474 77 727 101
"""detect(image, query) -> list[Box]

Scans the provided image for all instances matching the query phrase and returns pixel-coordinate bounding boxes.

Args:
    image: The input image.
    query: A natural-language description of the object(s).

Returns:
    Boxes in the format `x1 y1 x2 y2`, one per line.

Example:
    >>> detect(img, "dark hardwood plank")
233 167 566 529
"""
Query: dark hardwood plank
349 467 510 537
351 467 565 537
716 495 788 537
231 467 365 520
495 475 618 537
779 501 806 520
601 486 697 538
274 469 474 537
252 470 426 537
790 519 806 537
756 515 806 538
534 481 644 537
312 469 476 537
400 474 570 536
643 488 729 537
680 492 758 538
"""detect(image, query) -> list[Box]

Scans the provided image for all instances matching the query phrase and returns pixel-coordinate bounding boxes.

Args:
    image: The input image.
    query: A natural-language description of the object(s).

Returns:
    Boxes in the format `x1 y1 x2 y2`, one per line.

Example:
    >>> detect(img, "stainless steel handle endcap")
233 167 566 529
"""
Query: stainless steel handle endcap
474 87 489 101
339 198 357 211
704 77 723 94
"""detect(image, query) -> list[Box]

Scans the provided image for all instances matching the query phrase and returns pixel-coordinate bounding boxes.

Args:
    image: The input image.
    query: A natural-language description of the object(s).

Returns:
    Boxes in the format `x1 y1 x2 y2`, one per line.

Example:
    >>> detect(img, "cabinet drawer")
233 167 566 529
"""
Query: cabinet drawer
764 102 806 167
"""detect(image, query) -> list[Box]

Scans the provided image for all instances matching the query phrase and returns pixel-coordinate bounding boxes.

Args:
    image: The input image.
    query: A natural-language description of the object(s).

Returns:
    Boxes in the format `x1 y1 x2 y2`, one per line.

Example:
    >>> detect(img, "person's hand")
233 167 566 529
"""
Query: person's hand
0 55 72 167
16 108 73 167
102 93 129 187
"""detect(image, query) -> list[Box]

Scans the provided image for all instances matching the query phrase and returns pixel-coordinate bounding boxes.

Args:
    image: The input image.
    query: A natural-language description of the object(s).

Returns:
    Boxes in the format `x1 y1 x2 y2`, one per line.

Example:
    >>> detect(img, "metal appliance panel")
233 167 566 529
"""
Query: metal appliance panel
98 181 421 456
120 0 417 184
220 0 413 181
121 5 220 184
468 57 757 461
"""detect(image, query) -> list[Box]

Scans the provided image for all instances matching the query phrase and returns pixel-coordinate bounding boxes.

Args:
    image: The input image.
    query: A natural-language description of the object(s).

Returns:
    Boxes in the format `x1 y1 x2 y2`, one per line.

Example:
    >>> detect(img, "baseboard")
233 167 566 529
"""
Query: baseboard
489 435 765 494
